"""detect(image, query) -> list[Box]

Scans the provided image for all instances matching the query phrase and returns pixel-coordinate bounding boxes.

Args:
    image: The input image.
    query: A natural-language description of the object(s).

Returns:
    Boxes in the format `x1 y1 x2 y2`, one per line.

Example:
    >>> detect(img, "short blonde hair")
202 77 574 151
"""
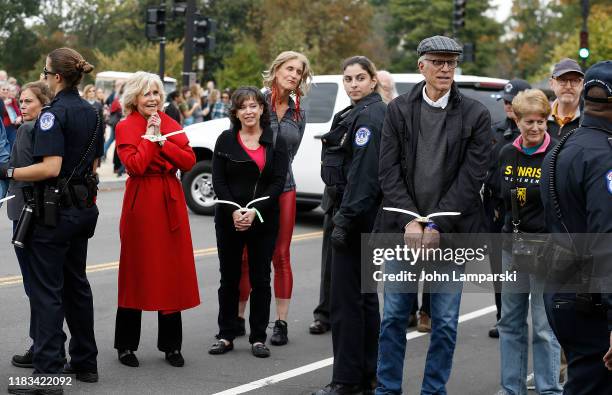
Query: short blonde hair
262 51 313 96
121 71 166 116
512 89 551 120
83 84 96 96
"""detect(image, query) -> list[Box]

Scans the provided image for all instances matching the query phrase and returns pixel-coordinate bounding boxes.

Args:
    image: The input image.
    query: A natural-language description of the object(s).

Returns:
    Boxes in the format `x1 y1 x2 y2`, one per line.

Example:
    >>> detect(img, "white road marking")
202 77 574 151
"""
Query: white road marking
212 304 497 395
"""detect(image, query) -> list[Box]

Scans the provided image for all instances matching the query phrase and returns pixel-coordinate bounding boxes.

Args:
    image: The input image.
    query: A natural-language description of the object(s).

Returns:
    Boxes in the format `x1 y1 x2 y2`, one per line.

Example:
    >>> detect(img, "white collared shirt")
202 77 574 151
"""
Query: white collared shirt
422 86 451 109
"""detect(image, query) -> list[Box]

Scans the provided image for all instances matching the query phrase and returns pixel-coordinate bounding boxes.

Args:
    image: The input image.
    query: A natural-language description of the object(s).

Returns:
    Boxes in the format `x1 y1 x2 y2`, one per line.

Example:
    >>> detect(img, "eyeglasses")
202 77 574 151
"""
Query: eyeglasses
424 58 459 69
43 67 59 79
554 77 583 87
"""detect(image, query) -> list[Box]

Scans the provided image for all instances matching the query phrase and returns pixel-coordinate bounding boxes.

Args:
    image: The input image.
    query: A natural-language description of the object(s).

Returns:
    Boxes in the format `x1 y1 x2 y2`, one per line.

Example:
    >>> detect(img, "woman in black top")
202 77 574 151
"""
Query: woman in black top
496 89 562 395
209 87 288 358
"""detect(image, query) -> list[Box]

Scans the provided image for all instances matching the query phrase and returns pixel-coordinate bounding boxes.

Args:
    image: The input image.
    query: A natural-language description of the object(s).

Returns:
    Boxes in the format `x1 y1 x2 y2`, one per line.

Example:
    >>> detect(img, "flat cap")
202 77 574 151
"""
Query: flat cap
417 36 463 57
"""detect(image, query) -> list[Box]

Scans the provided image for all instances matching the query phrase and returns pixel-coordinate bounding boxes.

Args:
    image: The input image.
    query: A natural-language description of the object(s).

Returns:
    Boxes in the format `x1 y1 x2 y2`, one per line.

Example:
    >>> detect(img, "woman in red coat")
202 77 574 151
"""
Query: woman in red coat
114 72 200 368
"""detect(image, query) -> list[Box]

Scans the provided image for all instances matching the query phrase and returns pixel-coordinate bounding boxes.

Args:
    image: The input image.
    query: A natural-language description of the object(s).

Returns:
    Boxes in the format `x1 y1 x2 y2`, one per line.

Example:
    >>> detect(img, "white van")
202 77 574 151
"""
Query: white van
182 73 508 215
95 71 177 97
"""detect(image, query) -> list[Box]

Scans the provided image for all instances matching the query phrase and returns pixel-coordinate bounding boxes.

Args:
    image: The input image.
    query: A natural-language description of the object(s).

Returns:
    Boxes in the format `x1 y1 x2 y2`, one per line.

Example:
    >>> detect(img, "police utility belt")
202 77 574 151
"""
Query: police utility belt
12 112 100 248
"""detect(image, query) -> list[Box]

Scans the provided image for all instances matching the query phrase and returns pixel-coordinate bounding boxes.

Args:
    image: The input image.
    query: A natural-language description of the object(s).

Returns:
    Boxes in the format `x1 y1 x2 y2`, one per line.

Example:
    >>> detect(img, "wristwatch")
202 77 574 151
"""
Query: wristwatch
5 167 14 179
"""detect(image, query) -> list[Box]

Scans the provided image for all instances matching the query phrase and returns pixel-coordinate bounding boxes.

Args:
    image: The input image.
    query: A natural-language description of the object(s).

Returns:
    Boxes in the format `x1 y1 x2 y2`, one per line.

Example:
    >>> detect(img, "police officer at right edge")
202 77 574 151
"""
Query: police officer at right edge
313 56 386 395
541 60 612 394
1 48 103 394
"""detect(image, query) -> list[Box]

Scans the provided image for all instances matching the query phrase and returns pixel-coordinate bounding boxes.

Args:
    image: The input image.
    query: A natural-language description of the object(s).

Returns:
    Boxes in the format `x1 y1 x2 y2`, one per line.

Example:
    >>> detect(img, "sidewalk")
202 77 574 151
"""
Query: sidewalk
98 142 127 190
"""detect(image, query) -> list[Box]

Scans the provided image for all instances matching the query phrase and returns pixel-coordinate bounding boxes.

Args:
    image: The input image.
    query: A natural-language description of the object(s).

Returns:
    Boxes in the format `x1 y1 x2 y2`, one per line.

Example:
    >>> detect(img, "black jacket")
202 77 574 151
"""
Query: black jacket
498 134 555 234
541 113 612 331
483 117 521 230
375 81 491 233
320 92 386 232
212 125 289 231
547 111 581 139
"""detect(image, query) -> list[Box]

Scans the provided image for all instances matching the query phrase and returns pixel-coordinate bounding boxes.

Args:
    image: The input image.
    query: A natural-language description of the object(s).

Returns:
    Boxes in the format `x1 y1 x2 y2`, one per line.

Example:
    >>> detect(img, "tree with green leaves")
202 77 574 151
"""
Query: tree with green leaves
383 0 503 76
214 38 265 89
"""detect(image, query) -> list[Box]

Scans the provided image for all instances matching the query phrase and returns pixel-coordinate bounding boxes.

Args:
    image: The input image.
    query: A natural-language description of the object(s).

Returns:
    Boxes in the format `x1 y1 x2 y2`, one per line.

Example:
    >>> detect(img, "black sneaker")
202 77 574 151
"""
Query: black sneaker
117 349 139 367
11 349 33 368
312 382 363 394
488 324 499 338
270 319 288 346
236 317 246 337
165 350 184 367
251 343 270 358
62 363 99 383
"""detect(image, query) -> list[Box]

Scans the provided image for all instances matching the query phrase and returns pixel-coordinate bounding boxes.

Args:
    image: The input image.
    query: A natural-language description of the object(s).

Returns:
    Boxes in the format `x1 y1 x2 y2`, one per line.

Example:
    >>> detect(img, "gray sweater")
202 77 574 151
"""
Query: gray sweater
413 101 449 215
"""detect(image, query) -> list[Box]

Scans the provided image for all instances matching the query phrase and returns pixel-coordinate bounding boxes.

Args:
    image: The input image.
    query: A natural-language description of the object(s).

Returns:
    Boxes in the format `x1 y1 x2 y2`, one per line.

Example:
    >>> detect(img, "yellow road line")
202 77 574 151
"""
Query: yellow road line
0 231 323 288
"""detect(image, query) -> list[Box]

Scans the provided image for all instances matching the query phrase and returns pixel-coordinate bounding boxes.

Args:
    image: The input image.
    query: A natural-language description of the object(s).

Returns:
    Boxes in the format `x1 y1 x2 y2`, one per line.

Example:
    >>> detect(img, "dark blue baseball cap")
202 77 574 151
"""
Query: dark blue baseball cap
583 60 612 103
499 79 532 102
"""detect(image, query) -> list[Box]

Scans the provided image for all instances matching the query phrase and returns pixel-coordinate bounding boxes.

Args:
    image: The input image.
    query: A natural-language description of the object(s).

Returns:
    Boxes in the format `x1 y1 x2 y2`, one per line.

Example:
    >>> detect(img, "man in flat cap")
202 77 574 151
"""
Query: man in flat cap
540 60 612 395
375 35 492 394
548 58 584 138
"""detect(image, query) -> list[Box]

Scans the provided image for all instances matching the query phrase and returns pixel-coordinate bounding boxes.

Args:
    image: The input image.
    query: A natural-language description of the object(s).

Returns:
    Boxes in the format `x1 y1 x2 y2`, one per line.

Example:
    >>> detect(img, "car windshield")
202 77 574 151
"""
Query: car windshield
396 82 506 125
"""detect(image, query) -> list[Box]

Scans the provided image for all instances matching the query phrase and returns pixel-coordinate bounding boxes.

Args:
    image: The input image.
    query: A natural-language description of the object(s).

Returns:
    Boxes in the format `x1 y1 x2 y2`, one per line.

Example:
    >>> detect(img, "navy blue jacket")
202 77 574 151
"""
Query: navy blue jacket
541 113 612 330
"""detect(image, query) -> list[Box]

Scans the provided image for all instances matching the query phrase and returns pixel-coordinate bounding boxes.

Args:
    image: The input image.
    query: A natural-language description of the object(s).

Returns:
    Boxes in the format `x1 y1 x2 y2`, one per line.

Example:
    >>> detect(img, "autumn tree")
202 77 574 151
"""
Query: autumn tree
383 0 503 76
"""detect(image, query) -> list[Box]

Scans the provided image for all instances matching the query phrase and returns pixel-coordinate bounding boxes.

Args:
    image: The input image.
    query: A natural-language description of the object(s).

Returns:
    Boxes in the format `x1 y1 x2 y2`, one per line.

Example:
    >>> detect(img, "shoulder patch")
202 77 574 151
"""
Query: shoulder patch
39 112 55 131
606 170 612 195
354 127 371 147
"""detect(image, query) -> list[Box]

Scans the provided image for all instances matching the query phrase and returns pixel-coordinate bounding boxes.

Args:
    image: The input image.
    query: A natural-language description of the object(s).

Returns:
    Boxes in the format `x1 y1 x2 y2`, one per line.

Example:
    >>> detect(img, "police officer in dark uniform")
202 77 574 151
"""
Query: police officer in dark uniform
483 78 530 338
540 60 612 394
2 48 103 394
313 56 385 395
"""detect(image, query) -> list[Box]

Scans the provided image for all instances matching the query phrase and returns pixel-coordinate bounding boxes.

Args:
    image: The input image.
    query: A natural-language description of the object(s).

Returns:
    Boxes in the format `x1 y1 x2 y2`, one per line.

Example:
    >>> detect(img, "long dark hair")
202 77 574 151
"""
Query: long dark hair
47 47 94 89
342 55 381 94
229 87 270 130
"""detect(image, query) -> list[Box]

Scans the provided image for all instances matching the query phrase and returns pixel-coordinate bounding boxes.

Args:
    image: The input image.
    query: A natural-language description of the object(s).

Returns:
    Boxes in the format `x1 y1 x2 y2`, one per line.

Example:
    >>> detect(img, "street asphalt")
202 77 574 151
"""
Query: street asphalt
0 188 528 394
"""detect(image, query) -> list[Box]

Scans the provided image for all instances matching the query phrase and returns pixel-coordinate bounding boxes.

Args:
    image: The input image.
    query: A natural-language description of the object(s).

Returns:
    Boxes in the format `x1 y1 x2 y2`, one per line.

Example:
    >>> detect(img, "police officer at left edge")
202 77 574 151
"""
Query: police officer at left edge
540 60 612 394
2 48 103 394
313 55 385 395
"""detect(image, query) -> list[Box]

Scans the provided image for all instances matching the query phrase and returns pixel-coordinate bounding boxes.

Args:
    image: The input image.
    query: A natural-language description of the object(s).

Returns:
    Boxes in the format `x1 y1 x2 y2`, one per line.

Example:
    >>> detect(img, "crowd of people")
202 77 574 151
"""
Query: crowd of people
0 39 610 395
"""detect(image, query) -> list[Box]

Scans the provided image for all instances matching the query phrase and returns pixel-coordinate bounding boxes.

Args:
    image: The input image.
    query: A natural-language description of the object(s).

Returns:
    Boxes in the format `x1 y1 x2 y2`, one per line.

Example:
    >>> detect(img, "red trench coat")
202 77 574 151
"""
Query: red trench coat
115 111 200 311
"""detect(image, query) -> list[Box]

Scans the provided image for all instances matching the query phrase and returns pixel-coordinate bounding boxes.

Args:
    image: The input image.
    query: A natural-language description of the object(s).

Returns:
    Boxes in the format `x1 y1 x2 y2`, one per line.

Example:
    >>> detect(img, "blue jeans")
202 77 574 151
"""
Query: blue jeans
376 261 463 395
498 250 562 395
103 126 115 157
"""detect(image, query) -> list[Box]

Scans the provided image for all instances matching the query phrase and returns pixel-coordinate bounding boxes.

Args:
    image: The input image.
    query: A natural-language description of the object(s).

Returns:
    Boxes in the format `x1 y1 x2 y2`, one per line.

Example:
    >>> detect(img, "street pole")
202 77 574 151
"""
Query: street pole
581 0 589 69
159 38 166 80
159 0 166 81
182 0 196 87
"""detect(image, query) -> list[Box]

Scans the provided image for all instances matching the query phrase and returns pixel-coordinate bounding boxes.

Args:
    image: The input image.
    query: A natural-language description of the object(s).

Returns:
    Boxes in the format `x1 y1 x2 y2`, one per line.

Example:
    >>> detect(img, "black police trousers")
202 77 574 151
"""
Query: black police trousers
313 208 333 325
215 225 277 344
330 231 380 385
114 308 182 352
544 293 612 394
27 206 99 374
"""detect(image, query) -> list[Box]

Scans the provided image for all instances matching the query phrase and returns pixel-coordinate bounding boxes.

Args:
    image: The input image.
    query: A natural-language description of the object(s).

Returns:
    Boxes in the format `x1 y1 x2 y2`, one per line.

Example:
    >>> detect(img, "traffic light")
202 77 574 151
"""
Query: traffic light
579 30 589 60
193 15 217 54
145 6 166 41
453 0 467 31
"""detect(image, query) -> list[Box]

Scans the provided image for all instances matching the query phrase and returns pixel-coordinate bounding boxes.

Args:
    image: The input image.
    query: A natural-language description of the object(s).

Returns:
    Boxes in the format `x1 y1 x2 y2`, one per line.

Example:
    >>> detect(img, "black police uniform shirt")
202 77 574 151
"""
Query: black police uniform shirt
320 92 386 232
498 132 556 234
540 113 612 330
33 88 104 178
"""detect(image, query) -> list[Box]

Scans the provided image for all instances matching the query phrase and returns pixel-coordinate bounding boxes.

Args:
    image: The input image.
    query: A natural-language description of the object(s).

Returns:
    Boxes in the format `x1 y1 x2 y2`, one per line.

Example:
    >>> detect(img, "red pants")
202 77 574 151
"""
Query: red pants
239 190 296 301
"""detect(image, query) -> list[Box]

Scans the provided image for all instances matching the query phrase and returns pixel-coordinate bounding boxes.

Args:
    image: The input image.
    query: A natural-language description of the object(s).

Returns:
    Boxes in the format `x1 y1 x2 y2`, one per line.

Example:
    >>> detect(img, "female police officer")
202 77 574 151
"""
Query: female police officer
2 48 103 392
313 56 386 395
